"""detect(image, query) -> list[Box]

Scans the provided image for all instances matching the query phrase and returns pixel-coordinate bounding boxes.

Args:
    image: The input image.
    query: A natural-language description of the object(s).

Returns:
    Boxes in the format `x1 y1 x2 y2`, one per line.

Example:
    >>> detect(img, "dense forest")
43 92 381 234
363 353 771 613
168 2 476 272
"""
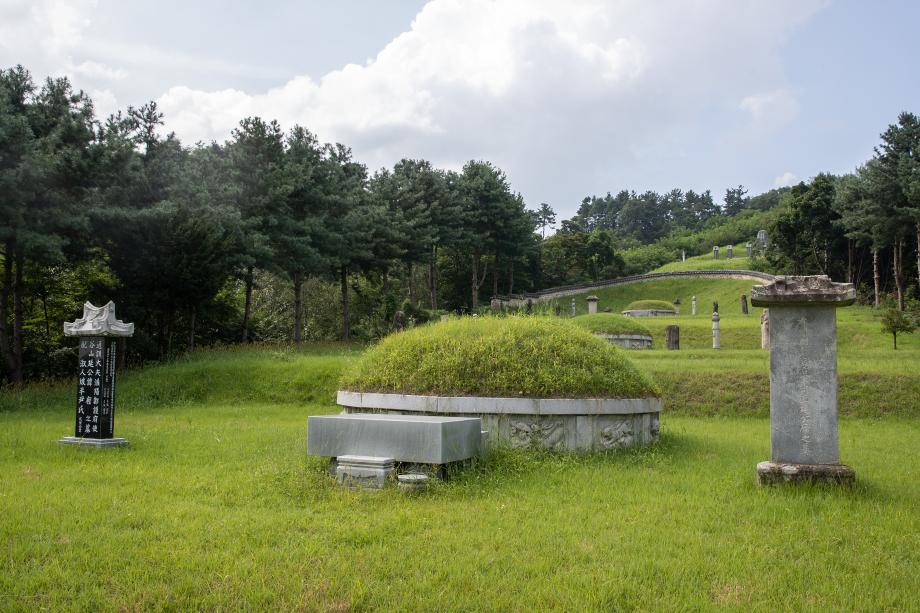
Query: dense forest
1 65 918 383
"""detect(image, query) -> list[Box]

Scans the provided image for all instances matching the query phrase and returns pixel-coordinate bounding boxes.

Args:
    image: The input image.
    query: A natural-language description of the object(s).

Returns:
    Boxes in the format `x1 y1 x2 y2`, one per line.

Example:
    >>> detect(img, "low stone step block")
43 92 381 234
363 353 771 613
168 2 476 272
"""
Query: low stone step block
335 455 395 489
397 473 429 492
308 413 482 464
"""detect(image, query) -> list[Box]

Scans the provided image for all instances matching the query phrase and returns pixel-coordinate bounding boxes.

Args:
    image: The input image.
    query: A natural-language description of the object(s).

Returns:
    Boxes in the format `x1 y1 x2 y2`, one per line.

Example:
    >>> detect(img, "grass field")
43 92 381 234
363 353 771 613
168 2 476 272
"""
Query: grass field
2 275 919 610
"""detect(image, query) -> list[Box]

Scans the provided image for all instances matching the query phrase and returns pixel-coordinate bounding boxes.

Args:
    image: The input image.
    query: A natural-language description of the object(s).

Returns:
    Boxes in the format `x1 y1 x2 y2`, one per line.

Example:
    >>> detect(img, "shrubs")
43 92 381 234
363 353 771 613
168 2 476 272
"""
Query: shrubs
624 299 677 312
341 316 660 399
570 313 652 336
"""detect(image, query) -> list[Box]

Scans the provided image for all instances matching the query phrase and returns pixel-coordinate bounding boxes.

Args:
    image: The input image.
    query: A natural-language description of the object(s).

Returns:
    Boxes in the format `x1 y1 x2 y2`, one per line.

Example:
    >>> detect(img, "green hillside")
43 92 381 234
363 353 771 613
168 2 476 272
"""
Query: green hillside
653 251 757 272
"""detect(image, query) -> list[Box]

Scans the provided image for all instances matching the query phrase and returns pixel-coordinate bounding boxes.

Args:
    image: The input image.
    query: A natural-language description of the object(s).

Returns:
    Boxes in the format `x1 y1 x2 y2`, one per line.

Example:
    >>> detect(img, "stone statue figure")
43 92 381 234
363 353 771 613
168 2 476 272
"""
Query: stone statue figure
393 310 406 332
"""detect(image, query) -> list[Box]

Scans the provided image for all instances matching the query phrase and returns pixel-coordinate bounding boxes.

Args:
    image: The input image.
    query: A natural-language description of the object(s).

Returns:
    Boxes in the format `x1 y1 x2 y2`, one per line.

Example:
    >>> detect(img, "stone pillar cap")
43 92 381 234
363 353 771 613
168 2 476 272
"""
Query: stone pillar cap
750 275 855 308
586 295 599 301
64 301 134 337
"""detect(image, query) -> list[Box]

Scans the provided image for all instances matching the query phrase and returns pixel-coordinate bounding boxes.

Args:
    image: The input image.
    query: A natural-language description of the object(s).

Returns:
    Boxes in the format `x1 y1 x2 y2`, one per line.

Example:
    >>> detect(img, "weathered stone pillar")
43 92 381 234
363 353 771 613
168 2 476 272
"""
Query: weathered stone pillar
713 245 719 260
727 244 734 259
60 302 134 448
746 242 753 258
586 295 598 314
760 309 770 349
750 276 856 485
711 309 720 350
691 295 697 316
665 325 679 350
681 250 686 262
570 298 576 316
741 294 748 315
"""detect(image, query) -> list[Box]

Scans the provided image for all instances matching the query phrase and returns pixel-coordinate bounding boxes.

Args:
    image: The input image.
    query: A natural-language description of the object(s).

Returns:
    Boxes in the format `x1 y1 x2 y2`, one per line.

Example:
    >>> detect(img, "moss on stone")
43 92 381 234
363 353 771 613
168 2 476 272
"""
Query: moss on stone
570 313 652 336
341 316 660 399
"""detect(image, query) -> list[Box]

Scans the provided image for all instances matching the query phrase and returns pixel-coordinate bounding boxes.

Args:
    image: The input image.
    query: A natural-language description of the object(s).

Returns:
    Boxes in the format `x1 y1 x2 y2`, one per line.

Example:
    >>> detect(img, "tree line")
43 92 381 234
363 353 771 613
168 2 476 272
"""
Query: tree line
4 63 912 384
0 66 536 384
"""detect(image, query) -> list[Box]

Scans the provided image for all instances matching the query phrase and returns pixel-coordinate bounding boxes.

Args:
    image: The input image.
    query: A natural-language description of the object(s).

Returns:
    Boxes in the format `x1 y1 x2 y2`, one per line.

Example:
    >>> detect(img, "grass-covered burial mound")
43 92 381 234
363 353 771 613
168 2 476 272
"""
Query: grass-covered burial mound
341 316 660 399
570 313 652 337
624 299 677 312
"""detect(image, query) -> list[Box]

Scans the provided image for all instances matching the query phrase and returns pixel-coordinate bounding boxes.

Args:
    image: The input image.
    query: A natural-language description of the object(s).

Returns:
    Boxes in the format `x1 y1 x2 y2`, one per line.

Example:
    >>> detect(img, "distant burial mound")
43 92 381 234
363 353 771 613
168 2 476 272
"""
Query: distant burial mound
622 299 678 317
570 313 654 349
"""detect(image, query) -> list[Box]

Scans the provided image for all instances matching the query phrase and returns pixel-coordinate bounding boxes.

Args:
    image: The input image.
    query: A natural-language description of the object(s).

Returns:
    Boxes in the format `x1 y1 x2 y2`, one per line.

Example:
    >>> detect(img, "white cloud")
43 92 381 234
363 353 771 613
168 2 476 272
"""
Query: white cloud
155 0 824 198
73 60 125 80
774 171 798 187
740 89 800 130
3 0 828 210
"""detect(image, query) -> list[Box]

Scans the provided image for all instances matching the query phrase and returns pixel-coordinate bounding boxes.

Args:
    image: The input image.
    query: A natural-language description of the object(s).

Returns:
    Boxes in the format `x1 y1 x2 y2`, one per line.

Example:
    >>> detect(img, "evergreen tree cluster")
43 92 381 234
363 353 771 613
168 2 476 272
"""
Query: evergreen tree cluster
0 66 536 383
766 112 920 310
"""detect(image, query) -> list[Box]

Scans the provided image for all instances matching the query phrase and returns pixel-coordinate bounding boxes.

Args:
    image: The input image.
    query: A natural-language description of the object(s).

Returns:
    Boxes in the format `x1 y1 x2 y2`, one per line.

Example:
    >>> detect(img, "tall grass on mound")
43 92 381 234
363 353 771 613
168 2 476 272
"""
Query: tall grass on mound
341 316 660 399
624 299 677 312
570 313 652 336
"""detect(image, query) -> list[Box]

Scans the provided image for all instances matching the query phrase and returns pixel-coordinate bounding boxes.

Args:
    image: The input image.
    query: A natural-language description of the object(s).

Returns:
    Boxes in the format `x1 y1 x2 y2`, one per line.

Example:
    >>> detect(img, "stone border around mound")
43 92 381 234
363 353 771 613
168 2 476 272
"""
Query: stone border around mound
596 333 653 349
337 391 662 451
337 391 662 415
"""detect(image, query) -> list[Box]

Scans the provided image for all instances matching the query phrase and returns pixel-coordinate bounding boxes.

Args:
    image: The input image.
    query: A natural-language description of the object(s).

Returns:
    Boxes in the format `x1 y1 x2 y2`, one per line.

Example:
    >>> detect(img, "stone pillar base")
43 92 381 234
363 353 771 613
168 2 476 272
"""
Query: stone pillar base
756 461 855 486
335 455 395 489
59 436 129 448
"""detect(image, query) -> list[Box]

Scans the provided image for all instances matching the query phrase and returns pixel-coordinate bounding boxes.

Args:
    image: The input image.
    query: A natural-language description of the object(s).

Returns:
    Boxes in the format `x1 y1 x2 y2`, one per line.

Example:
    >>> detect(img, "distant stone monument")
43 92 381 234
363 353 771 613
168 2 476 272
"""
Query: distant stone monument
60 302 133 448
525 298 533 314
393 310 406 332
490 298 501 313
554 304 562 317
746 242 753 258
681 250 686 262
741 294 749 315
570 298 576 316
586 295 598 314
727 244 734 259
691 296 697 316
712 310 720 350
756 229 768 248
665 325 680 350
713 245 719 260
750 276 856 485
760 309 770 349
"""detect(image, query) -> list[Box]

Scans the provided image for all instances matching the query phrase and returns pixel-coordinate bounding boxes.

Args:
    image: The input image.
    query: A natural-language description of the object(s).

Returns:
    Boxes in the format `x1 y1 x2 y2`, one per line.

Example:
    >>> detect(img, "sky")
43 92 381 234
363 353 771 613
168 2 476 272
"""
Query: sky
2 0 918 219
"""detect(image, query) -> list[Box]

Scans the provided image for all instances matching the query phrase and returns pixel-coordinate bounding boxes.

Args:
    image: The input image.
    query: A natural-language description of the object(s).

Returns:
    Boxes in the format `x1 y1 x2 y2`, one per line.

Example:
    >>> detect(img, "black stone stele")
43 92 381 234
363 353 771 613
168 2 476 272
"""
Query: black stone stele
59 301 133 448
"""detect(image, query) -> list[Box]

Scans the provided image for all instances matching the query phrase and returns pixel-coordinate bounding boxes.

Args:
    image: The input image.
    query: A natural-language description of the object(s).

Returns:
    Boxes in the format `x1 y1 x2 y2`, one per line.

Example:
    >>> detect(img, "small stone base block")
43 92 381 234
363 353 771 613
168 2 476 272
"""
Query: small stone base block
397 473 429 492
756 461 855 486
336 455 395 489
59 436 129 448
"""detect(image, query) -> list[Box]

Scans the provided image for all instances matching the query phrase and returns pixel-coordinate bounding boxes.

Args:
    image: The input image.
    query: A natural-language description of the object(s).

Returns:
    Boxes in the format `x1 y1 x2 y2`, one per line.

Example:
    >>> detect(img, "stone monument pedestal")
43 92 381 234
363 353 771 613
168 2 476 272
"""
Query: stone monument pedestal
59 436 129 448
756 461 855 486
751 276 856 486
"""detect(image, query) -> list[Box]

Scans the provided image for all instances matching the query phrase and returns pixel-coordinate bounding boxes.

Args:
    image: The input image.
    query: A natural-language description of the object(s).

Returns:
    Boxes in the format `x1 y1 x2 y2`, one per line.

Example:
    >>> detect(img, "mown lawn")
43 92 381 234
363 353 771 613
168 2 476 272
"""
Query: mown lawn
1 331 919 610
